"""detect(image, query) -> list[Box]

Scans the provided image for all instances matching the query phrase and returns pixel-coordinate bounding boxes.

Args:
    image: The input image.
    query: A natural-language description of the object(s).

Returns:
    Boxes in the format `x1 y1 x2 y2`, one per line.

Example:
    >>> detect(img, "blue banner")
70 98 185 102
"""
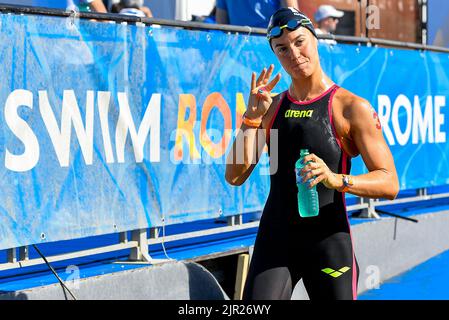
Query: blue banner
0 13 448 249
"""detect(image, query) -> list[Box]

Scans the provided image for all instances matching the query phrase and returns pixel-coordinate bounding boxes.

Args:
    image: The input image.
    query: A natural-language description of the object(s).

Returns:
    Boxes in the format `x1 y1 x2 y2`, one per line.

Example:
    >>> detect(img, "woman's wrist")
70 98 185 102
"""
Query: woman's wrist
337 174 354 192
242 112 263 127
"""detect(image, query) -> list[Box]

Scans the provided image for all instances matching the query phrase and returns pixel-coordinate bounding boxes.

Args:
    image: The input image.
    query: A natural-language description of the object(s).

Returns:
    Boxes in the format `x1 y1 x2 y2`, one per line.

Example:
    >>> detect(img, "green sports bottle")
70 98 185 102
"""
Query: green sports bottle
295 149 319 218
78 3 91 12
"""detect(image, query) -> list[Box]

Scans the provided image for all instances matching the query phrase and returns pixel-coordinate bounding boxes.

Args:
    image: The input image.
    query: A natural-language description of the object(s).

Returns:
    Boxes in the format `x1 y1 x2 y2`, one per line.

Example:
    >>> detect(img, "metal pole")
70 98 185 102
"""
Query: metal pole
149 227 159 239
360 198 380 219
119 232 128 244
129 229 149 261
357 0 363 37
19 246 29 261
417 188 428 197
375 209 419 223
421 0 428 45
235 214 243 226
365 0 369 38
7 248 16 263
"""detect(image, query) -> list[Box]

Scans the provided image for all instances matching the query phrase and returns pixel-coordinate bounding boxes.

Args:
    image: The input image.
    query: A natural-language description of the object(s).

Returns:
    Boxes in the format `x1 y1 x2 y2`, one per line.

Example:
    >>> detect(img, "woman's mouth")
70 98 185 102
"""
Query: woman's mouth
293 61 308 69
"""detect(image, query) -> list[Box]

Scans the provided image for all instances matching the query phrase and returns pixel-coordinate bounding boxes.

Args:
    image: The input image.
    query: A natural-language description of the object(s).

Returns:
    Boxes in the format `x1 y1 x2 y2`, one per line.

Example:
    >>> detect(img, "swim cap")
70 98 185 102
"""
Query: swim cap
267 7 317 43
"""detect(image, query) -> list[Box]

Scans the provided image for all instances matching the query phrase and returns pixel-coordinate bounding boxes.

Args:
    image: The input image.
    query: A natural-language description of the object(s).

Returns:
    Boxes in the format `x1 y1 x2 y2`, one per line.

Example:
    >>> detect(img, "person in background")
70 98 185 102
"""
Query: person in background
68 0 108 12
216 0 298 28
111 0 152 17
314 4 344 44
31 0 107 12
192 6 216 24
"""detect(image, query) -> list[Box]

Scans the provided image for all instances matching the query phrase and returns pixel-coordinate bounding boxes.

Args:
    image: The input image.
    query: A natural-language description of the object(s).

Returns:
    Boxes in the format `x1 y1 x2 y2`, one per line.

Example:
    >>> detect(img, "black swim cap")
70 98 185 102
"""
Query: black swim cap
267 7 317 43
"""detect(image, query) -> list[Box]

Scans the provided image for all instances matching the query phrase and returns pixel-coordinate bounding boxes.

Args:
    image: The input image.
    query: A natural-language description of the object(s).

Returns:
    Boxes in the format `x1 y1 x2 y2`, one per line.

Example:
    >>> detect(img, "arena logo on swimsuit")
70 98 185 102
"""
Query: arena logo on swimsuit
284 109 314 118
377 94 447 146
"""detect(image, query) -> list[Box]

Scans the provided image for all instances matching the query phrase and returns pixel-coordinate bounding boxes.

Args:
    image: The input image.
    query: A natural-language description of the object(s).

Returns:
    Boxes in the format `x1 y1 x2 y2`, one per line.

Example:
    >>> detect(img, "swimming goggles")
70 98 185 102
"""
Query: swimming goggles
267 18 313 40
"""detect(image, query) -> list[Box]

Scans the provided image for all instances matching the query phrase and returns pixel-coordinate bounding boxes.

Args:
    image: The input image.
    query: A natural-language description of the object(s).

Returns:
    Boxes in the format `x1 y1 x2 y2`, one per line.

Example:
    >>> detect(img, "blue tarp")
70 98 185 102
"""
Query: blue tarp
0 13 448 249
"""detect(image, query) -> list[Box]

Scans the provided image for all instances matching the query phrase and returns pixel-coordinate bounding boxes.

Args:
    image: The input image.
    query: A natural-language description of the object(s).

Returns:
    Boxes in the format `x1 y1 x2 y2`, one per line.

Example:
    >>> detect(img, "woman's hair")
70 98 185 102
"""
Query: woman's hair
111 4 123 13
111 0 143 13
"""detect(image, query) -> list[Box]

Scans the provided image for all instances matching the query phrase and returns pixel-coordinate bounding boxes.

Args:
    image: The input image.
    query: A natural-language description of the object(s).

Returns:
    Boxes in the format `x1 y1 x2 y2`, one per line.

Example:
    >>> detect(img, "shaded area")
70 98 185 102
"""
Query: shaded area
360 249 449 300
0 261 228 300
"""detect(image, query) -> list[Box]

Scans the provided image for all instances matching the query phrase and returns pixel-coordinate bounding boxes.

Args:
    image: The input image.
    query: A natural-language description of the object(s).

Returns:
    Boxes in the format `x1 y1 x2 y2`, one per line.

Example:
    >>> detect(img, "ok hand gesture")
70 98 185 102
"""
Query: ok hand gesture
246 64 281 121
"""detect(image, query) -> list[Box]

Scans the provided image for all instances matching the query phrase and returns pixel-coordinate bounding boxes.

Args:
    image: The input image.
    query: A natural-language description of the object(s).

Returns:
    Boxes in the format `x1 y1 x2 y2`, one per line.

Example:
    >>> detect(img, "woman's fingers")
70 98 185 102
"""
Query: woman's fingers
303 153 322 165
256 88 272 102
252 66 280 93
256 68 267 86
249 67 278 115
302 168 324 184
264 64 275 85
309 175 325 188
265 73 281 91
251 72 256 92
302 162 319 172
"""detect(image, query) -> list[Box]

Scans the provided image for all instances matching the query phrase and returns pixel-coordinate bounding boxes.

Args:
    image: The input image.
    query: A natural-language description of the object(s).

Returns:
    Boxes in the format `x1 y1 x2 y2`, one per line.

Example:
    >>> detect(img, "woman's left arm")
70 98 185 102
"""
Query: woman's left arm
300 97 399 200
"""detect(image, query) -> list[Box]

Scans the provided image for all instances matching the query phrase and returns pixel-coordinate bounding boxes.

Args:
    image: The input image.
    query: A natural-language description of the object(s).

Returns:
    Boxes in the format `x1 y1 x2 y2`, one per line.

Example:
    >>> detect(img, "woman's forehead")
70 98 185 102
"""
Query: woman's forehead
271 27 311 45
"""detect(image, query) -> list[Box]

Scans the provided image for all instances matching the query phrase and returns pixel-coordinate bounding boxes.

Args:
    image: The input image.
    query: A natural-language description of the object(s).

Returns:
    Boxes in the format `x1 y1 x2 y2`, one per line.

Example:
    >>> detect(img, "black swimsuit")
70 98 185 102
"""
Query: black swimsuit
243 85 359 300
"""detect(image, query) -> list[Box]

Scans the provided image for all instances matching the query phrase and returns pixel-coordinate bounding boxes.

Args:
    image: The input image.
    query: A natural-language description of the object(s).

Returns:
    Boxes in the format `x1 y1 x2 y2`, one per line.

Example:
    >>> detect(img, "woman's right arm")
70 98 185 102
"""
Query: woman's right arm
225 65 281 186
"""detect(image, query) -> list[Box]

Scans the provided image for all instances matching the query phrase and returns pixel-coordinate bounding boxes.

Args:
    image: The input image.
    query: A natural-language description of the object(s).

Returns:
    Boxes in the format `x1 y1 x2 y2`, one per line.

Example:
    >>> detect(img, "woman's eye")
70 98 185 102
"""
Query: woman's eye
296 40 303 46
278 47 286 54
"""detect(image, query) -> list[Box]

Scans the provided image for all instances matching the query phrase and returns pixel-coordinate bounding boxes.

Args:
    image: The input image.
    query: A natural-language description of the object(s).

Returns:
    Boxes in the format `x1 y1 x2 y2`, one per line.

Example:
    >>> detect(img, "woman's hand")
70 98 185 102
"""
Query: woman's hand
246 64 281 121
299 153 341 190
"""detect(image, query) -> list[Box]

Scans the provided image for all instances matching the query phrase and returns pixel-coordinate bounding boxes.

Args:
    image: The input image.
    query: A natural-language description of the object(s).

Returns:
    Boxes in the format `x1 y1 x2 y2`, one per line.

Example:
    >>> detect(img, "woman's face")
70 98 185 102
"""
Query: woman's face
270 27 319 79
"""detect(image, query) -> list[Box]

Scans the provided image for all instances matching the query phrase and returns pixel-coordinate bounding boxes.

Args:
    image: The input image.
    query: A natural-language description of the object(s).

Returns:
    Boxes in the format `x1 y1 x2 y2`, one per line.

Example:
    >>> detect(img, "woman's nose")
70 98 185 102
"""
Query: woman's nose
289 47 302 60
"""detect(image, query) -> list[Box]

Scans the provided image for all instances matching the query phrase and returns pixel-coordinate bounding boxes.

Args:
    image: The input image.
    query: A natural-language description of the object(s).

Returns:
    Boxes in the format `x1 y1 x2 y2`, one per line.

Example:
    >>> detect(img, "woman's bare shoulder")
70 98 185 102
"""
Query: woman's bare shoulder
333 87 372 119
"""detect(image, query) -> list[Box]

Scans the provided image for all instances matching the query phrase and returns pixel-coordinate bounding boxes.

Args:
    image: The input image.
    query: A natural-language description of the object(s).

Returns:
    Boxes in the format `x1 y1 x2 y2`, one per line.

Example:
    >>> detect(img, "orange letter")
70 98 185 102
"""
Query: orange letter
200 93 232 158
174 94 200 161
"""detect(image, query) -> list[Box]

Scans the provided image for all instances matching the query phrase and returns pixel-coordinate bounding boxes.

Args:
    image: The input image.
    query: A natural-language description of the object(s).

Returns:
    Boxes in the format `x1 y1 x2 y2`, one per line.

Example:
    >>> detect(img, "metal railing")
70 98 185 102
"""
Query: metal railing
0 3 448 54
2 187 449 271
0 217 259 271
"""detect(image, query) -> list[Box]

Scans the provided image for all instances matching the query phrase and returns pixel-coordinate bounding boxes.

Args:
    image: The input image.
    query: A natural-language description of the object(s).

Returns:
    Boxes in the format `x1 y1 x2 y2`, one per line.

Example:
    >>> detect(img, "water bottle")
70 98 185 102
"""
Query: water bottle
295 149 319 218
78 3 91 12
